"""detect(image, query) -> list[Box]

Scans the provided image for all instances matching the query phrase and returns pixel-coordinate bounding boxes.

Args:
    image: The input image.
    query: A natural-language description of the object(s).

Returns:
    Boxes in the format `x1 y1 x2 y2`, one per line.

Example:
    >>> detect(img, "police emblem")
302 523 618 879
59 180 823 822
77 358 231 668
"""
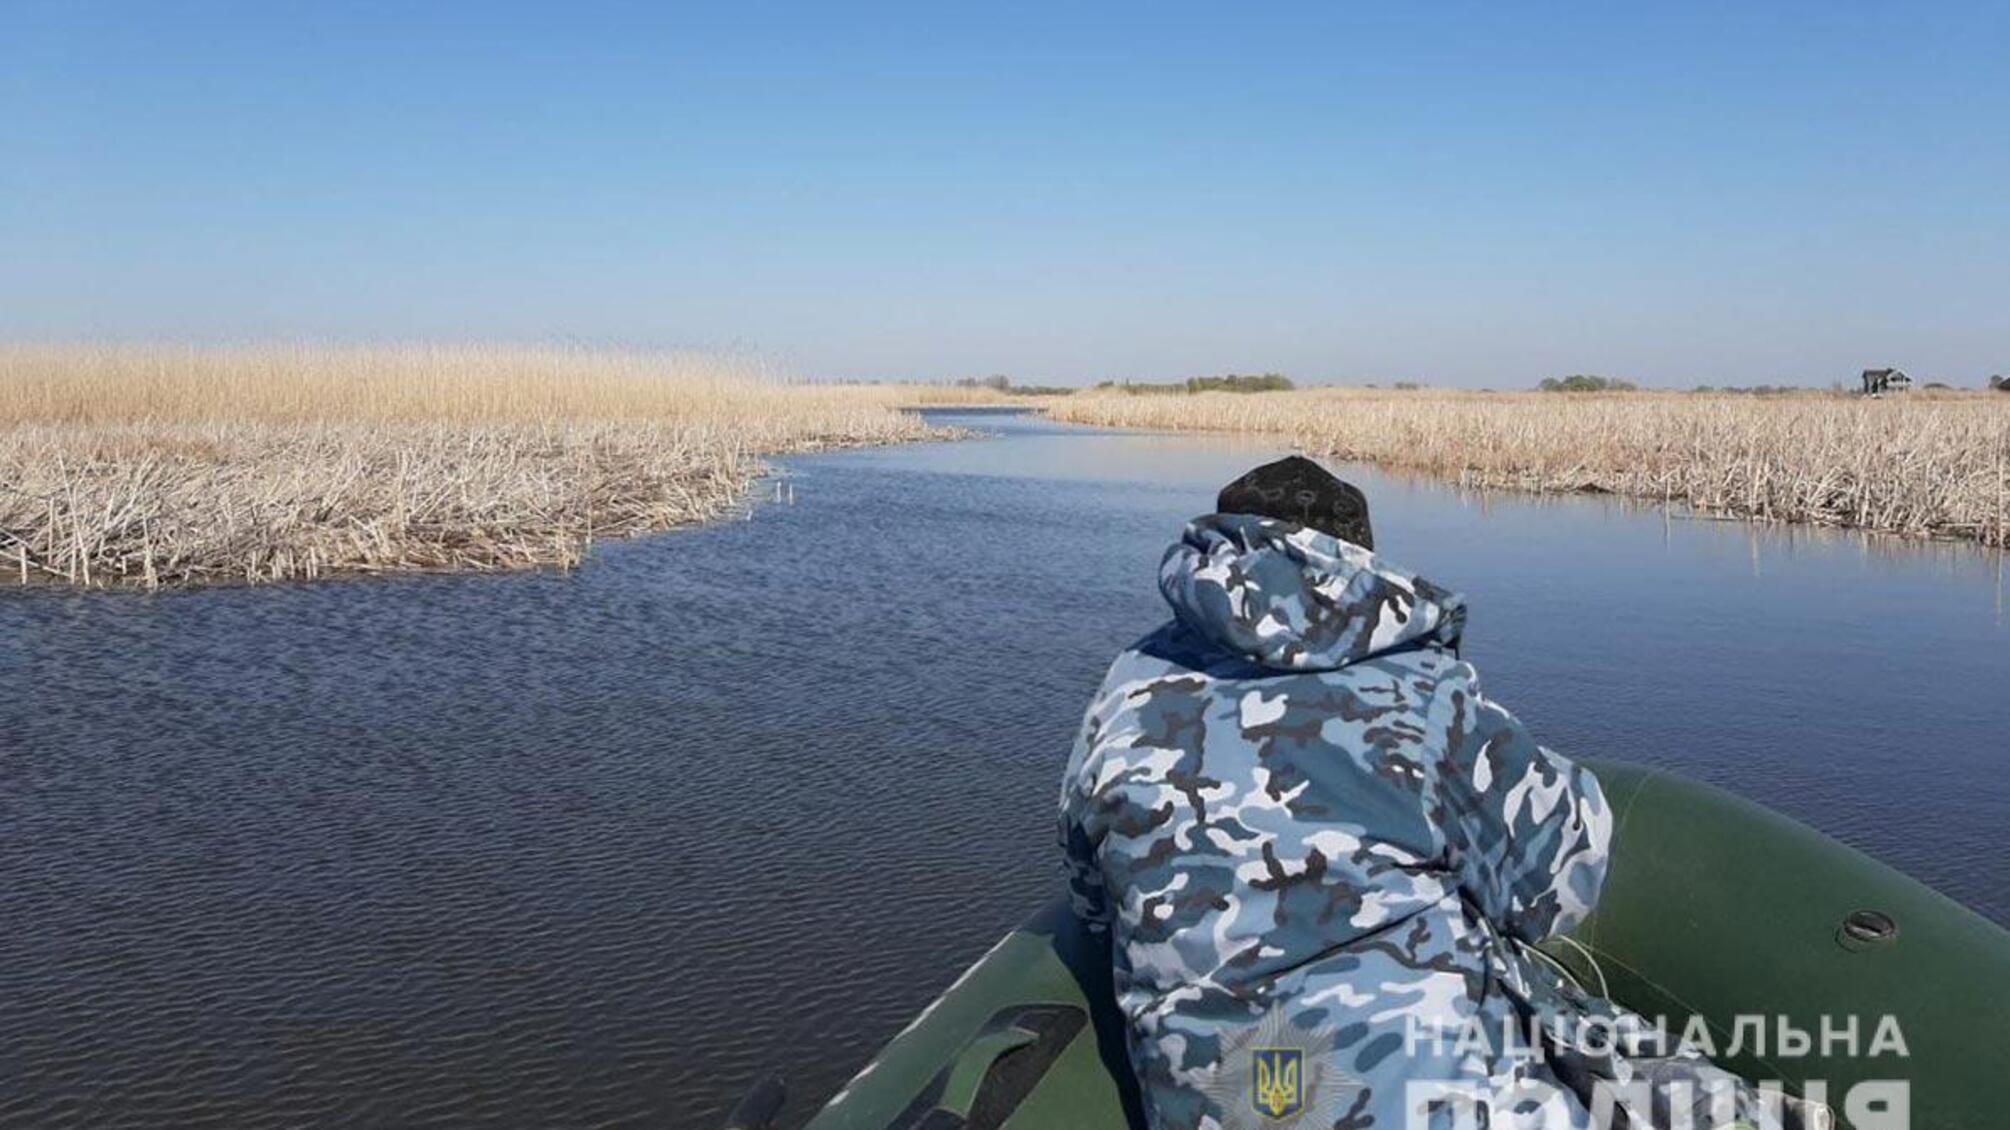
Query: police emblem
1251 1047 1304 1119
1198 1004 1364 1130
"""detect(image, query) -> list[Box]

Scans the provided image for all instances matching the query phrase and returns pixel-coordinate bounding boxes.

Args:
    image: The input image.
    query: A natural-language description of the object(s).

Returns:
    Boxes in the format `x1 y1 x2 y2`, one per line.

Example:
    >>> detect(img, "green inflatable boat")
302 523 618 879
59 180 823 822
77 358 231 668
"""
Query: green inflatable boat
746 761 2010 1130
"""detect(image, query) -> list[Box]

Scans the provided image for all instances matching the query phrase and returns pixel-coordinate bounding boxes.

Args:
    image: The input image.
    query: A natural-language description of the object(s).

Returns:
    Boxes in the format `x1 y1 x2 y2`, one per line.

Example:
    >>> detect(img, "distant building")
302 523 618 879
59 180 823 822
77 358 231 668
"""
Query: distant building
1860 368 1912 395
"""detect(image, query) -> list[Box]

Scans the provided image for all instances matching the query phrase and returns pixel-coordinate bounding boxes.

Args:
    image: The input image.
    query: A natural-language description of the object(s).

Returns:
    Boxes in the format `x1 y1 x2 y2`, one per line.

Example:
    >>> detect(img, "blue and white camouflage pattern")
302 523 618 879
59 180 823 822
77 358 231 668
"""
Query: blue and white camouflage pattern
1059 513 1787 1129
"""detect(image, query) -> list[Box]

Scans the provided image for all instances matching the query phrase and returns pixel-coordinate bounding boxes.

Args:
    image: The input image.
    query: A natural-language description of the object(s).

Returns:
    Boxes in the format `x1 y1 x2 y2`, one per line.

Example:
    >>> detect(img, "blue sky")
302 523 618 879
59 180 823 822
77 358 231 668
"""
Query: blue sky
4 2 2007 387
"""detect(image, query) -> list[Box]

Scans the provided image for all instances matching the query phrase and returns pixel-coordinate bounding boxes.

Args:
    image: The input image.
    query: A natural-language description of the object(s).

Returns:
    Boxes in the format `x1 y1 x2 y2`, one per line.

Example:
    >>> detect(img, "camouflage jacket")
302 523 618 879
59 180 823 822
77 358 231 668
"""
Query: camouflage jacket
1059 515 1782 1130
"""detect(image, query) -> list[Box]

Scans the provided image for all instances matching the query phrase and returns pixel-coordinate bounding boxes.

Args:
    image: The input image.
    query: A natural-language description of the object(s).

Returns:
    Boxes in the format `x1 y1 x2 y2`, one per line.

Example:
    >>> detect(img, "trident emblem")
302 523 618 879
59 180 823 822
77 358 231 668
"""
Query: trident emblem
1251 1047 1304 1120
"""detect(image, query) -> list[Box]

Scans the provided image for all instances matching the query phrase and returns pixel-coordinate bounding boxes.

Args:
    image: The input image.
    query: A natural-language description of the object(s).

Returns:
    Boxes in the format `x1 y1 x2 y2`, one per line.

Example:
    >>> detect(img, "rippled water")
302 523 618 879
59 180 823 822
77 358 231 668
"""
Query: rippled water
4 410 2006 1127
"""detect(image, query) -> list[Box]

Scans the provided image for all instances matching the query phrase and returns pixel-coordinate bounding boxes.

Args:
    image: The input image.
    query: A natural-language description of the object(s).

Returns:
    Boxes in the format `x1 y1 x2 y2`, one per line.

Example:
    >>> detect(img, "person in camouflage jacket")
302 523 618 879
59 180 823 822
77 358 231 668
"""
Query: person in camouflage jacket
1059 457 1791 1130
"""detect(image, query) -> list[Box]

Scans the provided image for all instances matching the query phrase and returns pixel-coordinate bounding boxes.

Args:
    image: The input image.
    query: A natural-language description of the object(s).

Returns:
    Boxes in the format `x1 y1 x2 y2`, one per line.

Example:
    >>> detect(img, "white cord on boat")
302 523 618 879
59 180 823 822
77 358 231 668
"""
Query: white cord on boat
1517 939 1579 987
1547 934 1611 1000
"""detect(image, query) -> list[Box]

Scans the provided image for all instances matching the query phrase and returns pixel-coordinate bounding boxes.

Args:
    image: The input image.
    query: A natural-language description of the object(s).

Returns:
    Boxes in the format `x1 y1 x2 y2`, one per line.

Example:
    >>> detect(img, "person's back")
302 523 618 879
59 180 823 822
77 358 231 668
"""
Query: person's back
1058 457 1798 1130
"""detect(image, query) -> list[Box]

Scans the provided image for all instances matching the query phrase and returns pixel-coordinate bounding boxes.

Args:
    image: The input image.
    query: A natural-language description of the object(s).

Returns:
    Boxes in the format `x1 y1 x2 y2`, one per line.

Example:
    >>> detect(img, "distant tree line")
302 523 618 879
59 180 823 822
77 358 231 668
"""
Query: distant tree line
1537 374 1637 393
952 375 1073 396
1092 373 1297 395
961 371 2010 396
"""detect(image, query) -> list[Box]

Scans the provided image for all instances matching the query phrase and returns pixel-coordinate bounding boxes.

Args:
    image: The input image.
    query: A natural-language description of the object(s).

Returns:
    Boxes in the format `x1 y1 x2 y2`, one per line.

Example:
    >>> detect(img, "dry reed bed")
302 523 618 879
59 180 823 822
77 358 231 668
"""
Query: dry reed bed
1046 389 2010 548
1 346 968 589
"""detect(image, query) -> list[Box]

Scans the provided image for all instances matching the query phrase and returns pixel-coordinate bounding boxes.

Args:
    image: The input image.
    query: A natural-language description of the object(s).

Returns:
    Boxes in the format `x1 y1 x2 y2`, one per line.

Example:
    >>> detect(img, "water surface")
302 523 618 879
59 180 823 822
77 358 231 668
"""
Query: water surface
4 410 2005 1127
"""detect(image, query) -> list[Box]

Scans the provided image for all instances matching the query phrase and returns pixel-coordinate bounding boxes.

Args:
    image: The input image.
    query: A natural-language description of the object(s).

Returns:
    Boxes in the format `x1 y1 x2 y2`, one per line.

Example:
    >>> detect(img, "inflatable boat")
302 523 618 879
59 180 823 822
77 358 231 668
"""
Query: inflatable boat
739 760 2010 1130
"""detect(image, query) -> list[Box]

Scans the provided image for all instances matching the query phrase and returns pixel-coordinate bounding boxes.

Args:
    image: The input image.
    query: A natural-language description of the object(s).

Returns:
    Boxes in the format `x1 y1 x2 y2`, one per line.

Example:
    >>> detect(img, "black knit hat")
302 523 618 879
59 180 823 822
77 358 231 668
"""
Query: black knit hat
1216 455 1374 550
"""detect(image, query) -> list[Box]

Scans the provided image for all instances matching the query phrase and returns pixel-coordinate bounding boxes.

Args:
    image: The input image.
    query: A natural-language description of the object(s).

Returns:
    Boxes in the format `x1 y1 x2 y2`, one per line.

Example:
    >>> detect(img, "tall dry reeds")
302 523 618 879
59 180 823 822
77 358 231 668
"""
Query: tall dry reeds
1 345 963 589
1046 388 2010 548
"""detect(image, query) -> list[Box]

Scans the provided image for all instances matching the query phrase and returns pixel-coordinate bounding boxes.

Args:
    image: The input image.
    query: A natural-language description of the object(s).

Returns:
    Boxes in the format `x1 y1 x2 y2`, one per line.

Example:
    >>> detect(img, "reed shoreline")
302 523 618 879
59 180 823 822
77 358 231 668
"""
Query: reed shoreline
1042 389 2010 551
11 352 2006 591
0 346 994 590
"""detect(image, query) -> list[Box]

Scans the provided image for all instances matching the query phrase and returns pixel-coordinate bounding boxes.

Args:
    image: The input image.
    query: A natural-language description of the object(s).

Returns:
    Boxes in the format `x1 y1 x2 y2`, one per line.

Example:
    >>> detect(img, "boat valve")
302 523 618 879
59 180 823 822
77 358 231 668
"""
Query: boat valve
1836 909 1898 952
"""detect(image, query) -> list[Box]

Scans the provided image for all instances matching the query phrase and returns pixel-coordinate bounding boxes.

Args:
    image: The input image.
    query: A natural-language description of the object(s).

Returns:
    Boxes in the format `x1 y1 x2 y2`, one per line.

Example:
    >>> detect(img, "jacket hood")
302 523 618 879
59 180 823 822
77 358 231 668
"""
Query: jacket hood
1158 512 1466 671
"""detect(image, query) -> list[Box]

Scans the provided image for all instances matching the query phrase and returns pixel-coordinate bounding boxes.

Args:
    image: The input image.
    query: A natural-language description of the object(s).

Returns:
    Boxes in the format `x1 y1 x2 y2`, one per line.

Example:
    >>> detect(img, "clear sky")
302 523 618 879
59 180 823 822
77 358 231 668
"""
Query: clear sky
4 2 2007 387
